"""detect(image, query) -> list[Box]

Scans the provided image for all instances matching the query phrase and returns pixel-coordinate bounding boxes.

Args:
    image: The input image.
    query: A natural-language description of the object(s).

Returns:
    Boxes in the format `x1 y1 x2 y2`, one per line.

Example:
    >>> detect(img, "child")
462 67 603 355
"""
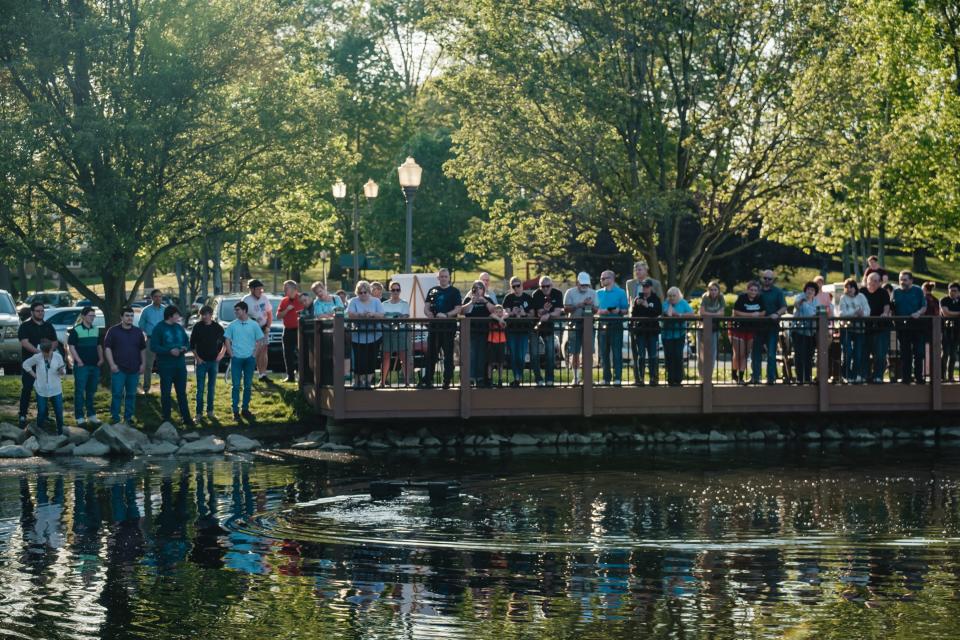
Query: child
488 305 508 387
23 338 67 435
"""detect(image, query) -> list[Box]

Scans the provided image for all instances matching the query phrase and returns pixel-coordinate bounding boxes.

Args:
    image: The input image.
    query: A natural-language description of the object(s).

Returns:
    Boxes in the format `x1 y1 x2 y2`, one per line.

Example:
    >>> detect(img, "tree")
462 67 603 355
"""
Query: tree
0 0 342 323
440 0 835 292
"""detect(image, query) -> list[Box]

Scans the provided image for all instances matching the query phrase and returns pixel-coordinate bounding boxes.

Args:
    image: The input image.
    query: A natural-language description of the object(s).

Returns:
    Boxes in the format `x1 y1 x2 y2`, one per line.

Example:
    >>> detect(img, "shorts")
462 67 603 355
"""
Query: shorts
728 328 754 341
567 327 584 354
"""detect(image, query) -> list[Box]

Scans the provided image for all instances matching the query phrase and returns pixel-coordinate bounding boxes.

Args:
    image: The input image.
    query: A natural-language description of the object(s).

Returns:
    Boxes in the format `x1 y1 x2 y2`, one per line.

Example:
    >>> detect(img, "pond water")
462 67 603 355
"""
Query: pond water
2 442 960 639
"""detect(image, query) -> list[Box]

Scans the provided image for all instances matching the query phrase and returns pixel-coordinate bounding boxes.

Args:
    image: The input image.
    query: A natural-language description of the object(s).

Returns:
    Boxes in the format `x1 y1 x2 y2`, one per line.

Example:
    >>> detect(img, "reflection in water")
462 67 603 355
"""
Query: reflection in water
0 445 959 638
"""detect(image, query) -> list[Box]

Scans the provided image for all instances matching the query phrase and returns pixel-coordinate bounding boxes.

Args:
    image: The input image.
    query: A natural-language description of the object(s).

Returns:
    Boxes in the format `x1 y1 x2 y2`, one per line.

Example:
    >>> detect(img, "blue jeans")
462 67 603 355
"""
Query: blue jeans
598 322 624 383
531 333 556 382
36 394 64 434
868 331 890 382
158 358 190 422
110 371 139 423
231 356 256 412
195 360 218 413
840 329 865 380
751 329 779 383
507 333 528 381
73 364 100 420
632 333 659 384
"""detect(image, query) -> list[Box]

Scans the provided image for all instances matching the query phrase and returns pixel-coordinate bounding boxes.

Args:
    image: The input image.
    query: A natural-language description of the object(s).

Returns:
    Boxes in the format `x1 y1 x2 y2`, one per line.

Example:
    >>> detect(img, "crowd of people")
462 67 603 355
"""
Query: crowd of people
13 256 960 432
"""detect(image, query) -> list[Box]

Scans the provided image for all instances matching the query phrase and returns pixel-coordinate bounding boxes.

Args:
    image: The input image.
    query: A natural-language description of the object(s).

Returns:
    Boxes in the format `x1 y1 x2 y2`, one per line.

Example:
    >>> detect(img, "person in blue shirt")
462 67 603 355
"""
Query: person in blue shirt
661 287 695 386
224 301 265 420
752 269 788 385
595 269 629 385
138 289 165 395
150 305 194 427
892 270 927 384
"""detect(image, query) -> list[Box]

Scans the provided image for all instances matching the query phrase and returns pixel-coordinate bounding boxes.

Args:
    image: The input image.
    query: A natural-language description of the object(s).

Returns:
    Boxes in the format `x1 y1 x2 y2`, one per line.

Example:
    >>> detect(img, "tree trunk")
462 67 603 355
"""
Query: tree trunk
503 253 513 280
878 223 886 266
841 241 851 279
174 258 188 310
143 263 155 291
850 236 861 281
912 247 929 274
0 262 11 292
200 241 210 300
211 234 223 295
233 231 242 292
18 257 28 298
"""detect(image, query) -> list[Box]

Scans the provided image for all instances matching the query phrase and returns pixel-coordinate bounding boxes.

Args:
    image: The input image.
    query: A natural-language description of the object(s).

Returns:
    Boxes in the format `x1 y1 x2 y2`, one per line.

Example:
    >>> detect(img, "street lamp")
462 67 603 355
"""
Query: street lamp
333 179 378 287
319 250 329 289
397 157 422 273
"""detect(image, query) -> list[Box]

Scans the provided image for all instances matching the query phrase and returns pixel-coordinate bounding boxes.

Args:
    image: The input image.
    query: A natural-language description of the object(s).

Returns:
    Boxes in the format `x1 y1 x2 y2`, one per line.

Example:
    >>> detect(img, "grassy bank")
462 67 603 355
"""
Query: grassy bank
0 371 312 433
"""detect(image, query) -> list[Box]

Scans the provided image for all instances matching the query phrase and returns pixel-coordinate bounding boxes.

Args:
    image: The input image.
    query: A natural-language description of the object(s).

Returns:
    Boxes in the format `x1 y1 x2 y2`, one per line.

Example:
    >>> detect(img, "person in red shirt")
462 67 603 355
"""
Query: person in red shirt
276 280 305 383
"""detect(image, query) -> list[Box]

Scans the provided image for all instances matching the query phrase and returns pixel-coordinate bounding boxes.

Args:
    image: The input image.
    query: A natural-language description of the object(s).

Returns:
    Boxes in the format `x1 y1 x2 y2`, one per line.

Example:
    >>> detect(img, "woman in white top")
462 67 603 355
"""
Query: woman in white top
23 338 67 434
836 278 871 383
346 280 384 389
380 281 413 387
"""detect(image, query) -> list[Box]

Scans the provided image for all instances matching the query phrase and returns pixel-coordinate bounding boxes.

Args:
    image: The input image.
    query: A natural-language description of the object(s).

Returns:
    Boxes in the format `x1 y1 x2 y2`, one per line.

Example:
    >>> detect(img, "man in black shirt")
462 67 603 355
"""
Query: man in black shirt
17 301 58 427
860 272 892 383
189 305 225 418
531 276 563 386
421 268 462 388
502 277 534 387
941 282 960 381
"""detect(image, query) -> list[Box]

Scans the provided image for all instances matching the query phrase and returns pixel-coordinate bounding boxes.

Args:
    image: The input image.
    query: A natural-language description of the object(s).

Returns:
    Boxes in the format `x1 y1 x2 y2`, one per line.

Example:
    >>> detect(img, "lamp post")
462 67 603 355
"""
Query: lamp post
319 250 329 289
363 180 379 281
333 178 378 287
397 157 422 273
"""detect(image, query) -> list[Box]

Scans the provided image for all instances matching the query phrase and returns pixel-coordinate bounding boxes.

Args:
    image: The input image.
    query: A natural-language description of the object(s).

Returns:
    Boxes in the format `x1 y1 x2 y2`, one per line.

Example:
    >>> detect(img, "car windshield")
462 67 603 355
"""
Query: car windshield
29 293 69 305
0 293 14 315
49 310 81 326
217 297 281 323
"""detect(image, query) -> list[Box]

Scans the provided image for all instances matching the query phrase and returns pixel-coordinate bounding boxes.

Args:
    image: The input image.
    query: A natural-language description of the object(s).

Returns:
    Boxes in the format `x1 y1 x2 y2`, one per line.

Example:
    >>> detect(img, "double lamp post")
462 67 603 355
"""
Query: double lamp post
332 156 422 285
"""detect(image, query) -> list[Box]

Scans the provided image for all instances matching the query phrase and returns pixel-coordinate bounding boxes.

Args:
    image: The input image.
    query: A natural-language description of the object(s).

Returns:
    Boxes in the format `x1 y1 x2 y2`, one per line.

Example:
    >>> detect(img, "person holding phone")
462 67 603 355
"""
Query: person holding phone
23 338 67 435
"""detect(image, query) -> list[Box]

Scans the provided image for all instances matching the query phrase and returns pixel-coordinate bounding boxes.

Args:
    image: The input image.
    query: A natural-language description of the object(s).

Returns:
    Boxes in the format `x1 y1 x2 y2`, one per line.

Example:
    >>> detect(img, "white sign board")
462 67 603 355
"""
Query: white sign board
388 273 440 318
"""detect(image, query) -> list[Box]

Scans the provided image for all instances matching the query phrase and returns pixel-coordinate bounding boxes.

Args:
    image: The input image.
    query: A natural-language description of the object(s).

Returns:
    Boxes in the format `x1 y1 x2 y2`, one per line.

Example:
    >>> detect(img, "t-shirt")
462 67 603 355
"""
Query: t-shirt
277 296 305 330
733 293 762 331
941 295 960 336
502 292 534 333
382 300 410 317
190 321 225 362
137 304 165 339
103 324 146 373
860 287 890 317
792 295 822 336
67 324 102 366
563 287 596 319
532 288 564 334
699 293 725 315
925 294 940 317
224 319 264 359
596 286 629 318
346 297 383 344
242 293 273 329
151 321 190 363
462 295 493 318
425 285 462 317
661 299 693 340
18 319 57 361
312 296 344 316
892 285 925 317
758 285 787 316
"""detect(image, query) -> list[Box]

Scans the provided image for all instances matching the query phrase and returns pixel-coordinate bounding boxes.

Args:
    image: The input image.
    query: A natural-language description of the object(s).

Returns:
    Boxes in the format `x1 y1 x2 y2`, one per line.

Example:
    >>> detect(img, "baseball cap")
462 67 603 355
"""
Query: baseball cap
248 279 264 288
577 272 591 285
641 278 653 287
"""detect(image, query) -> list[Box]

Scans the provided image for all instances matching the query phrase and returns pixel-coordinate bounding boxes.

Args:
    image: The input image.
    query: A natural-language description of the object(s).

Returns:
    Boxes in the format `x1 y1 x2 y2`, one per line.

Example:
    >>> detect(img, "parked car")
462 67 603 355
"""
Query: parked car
207 294 284 372
0 290 22 372
17 290 75 320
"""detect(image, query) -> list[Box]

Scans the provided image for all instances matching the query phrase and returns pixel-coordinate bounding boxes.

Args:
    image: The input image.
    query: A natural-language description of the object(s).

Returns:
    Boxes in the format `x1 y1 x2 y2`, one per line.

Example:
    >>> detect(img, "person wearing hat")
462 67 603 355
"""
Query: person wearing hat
625 261 665 302
630 278 662 385
563 272 597 385
242 279 273 379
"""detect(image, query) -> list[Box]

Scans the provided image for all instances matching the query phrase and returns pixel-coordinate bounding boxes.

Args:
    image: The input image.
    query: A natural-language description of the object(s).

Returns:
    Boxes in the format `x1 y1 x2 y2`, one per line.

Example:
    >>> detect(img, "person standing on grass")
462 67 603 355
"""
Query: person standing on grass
563 272 596 386
17 301 58 428
596 270 629 385
242 279 273 379
189 305 225 420
103 307 146 425
67 306 103 427
151 305 194 428
276 280 304 383
224 301 264 421
22 339 66 435
137 289 165 395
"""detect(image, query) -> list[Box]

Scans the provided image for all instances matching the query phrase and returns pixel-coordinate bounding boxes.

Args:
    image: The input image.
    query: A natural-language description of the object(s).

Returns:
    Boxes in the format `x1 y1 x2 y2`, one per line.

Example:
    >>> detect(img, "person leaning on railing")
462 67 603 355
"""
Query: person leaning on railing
892 270 927 384
860 273 891 384
941 282 960 382
753 270 788 385
791 281 823 385
630 278 662 386
662 287 695 387
730 281 762 385
346 280 384 390
503 276 534 387
836 278 870 384
461 280 496 388
698 281 726 380
421 268 461 390
563 272 596 386
531 276 564 387
596 270 630 386
381 281 412 387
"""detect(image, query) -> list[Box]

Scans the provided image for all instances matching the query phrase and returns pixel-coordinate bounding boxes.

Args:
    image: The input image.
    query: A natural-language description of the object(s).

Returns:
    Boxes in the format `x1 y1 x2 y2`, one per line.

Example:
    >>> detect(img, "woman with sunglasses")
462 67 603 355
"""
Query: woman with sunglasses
502 277 534 386
381 282 412 387
461 280 497 387
346 280 384 389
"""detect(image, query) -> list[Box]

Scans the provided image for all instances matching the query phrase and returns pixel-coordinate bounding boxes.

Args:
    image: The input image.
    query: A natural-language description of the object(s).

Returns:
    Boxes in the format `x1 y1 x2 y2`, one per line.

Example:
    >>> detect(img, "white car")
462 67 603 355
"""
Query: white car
43 307 106 348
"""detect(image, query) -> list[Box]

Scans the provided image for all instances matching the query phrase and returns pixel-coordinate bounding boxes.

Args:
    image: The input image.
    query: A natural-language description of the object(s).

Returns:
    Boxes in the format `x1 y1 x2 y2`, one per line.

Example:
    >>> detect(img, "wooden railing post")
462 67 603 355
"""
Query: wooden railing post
312 318 321 405
460 317 471 419
583 313 594 417
932 315 942 410
702 317 713 413
817 314 829 412
332 314 345 420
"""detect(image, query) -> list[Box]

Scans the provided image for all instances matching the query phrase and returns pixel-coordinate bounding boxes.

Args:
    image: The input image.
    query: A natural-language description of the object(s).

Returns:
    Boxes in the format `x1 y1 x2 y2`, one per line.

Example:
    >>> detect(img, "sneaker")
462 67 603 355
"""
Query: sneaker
572 372 581 385
88 415 101 426
241 409 255 420
18 415 26 428
233 411 241 421
206 411 215 420
613 379 622 386
258 372 268 380
184 418 196 429
77 417 86 426
441 380 451 390
536 380 545 387
283 376 296 383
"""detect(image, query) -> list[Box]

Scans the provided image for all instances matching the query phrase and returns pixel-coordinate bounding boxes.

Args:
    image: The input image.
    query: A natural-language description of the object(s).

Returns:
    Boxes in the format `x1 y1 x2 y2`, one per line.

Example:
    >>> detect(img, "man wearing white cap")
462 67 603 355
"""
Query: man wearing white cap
563 272 597 385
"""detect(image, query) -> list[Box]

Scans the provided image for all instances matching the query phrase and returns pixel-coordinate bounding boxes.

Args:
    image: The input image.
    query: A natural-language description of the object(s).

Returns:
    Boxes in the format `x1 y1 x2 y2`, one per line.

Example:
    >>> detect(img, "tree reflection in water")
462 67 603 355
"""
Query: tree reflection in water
0 445 958 638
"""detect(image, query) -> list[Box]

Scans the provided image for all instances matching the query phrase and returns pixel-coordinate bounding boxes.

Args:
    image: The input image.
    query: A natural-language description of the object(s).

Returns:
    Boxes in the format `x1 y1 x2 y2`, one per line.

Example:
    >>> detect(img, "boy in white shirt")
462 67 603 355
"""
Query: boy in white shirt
242 279 273 379
23 338 67 434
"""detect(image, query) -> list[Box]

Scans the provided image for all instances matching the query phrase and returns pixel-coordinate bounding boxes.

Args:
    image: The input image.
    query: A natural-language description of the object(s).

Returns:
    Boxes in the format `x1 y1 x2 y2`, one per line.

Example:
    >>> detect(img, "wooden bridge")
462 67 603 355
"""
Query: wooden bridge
298 315 960 421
